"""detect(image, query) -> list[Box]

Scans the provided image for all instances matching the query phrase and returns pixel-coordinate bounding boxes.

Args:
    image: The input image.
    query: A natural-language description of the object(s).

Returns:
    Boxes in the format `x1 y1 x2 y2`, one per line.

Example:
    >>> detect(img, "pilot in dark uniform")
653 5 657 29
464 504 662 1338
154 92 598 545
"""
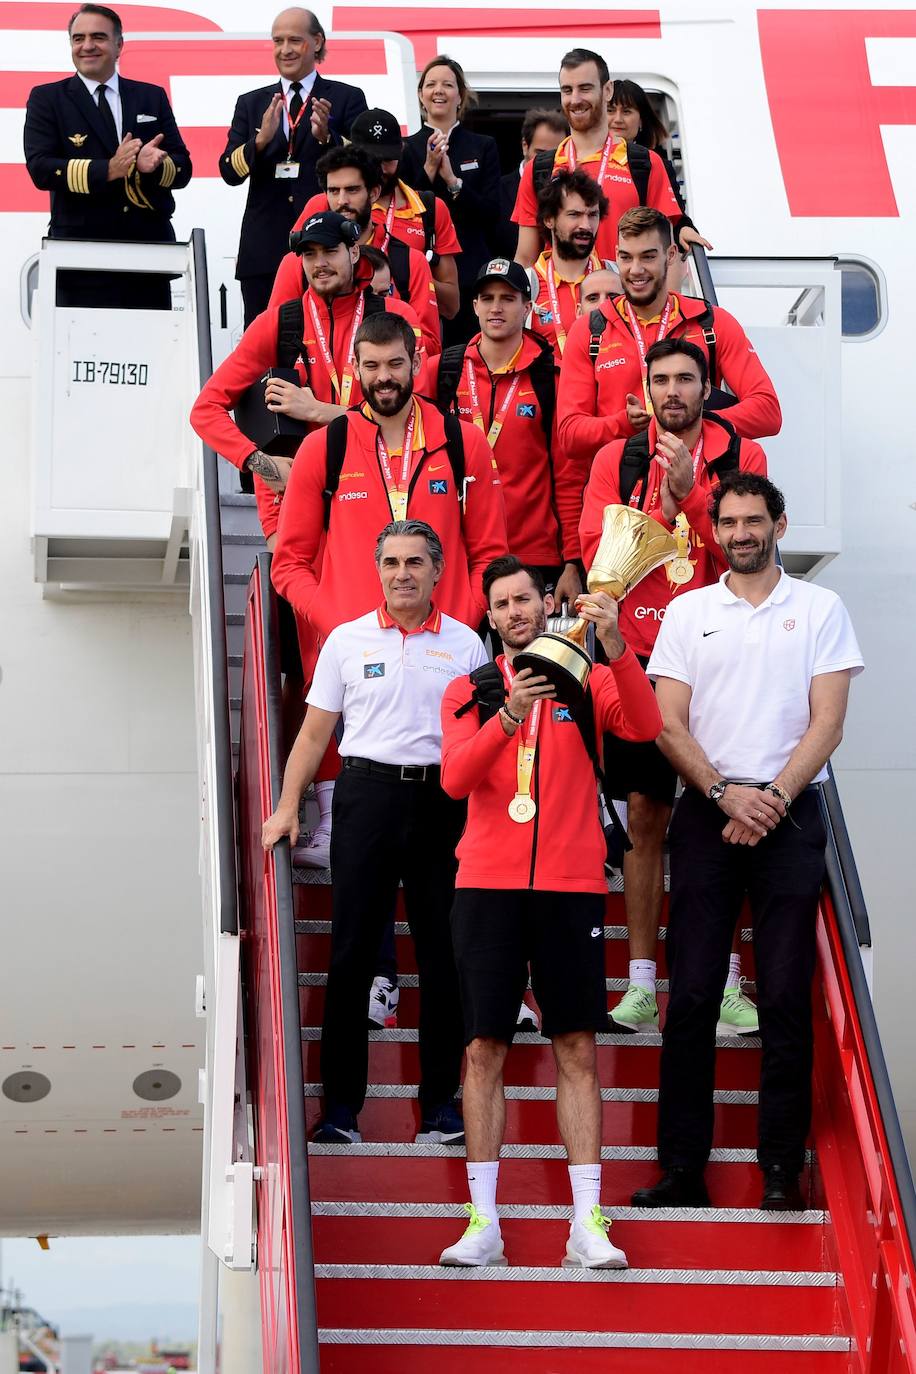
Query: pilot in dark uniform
23 2 192 309
220 7 368 327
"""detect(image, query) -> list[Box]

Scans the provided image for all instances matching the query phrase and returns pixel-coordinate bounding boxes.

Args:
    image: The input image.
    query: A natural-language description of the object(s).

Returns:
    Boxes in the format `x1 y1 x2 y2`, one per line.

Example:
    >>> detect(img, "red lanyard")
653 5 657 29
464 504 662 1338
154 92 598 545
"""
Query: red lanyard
281 87 310 159
630 428 705 515
566 132 615 184
308 292 365 407
464 356 522 451
375 405 418 521
624 295 675 408
542 253 597 356
379 193 398 253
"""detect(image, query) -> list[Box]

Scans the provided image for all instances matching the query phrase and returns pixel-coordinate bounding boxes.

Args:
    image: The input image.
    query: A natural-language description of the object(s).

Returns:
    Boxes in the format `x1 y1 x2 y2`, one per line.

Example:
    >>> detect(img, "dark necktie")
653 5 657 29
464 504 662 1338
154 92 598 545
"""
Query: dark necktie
288 81 303 129
96 83 118 143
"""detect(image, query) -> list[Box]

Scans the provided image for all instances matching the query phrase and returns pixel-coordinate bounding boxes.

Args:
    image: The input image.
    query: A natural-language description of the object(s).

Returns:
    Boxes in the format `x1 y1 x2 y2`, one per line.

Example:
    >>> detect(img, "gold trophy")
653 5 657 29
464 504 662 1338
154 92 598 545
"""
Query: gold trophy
514 504 679 706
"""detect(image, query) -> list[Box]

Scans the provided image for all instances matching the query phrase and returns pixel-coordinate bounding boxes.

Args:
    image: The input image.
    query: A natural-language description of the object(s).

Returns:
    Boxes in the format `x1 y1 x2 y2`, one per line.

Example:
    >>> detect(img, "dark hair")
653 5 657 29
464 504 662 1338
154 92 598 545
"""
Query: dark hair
316 144 382 194
353 310 416 360
418 55 477 120
536 168 609 232
609 79 667 149
521 106 569 147
68 3 122 39
303 9 327 62
645 337 708 388
483 556 547 604
617 205 672 249
360 244 390 274
559 48 610 89
710 472 786 525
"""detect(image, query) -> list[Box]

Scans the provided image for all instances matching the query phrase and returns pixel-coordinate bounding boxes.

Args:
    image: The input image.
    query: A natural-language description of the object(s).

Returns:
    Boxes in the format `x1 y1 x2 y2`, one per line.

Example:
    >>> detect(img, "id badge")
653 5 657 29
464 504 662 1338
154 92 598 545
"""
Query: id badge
275 161 300 180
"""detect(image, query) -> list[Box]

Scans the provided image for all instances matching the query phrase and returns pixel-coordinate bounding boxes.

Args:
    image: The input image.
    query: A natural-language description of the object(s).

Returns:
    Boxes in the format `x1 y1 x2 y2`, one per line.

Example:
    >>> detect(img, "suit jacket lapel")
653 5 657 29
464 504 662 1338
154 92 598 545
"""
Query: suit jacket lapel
119 77 136 143
68 74 117 152
292 72 326 152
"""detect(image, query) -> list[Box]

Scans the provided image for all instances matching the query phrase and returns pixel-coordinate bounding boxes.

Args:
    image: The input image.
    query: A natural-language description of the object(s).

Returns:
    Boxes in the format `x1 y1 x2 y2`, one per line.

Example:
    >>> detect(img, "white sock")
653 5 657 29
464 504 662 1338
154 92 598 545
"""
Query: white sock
629 959 656 994
724 953 742 991
313 780 334 838
466 1161 499 1224
568 1164 601 1224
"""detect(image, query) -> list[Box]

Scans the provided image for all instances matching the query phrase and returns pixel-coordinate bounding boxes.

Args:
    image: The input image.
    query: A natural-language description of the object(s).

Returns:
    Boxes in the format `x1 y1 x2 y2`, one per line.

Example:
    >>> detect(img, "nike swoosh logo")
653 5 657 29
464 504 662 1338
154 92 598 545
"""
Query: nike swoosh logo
428 464 446 472
702 629 723 637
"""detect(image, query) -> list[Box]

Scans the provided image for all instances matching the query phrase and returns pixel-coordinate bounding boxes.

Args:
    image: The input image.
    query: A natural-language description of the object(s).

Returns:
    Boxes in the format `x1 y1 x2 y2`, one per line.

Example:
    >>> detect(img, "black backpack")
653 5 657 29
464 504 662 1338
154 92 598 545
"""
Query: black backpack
320 408 466 532
618 410 742 509
532 139 652 206
454 663 631 868
384 236 413 305
435 331 557 454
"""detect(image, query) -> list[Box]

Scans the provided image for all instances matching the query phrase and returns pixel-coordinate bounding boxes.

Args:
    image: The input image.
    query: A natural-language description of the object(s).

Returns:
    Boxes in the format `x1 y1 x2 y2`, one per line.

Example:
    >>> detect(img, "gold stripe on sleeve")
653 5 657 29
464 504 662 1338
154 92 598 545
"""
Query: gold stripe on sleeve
230 144 250 179
159 154 176 189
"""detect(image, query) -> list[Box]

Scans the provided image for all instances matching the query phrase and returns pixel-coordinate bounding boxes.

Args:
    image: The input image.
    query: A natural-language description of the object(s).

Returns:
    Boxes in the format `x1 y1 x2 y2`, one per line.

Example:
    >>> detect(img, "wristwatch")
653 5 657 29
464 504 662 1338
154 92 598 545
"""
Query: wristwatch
707 780 729 803
447 177 463 198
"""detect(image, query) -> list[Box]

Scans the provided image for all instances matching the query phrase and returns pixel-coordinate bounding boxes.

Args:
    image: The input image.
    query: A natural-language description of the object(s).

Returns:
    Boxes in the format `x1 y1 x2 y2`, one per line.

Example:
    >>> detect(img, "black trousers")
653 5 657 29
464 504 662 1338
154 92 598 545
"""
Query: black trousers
658 787 826 1175
241 273 276 328
320 767 467 1117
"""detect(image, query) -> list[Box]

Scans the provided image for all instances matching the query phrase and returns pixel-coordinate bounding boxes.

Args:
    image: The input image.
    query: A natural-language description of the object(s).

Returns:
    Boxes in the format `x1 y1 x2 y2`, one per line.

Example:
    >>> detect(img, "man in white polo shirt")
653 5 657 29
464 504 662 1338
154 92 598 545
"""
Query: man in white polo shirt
632 472 863 1212
263 519 488 1144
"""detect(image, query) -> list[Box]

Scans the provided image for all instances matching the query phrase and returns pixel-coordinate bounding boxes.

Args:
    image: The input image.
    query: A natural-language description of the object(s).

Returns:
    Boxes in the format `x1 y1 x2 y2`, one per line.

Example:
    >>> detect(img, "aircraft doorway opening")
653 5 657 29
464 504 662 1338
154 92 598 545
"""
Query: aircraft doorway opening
466 90 561 174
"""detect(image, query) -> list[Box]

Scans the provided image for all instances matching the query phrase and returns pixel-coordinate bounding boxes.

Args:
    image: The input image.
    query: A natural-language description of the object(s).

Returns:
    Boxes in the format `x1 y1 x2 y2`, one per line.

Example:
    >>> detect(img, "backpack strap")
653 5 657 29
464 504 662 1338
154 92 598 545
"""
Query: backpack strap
588 306 608 363
321 413 350 531
618 431 652 509
277 297 306 371
626 140 652 206
572 692 633 859
532 147 558 196
702 411 742 480
385 236 412 305
442 410 466 494
418 189 437 254
527 331 557 452
435 342 469 415
694 300 718 384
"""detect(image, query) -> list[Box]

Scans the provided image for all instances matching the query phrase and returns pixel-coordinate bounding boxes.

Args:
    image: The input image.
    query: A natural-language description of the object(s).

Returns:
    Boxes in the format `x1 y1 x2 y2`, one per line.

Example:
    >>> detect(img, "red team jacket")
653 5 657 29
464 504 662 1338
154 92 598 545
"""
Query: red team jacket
441 651 662 892
270 396 507 643
512 135 681 264
528 247 610 357
579 416 768 658
189 259 425 538
427 332 565 566
556 292 782 466
293 183 462 257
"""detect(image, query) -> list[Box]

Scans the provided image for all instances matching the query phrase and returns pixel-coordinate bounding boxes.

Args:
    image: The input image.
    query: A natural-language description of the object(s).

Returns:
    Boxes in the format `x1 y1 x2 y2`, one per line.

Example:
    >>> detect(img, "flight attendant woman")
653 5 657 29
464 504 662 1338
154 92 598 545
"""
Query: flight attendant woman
399 55 501 345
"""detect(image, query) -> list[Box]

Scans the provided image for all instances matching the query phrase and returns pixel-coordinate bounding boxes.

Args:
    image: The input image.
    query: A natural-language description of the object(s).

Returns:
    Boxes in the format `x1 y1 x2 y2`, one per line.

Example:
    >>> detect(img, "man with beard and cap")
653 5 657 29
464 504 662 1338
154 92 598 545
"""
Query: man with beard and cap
633 472 863 1212
219 6 367 326
437 555 661 1267
292 107 462 322
579 339 767 1036
512 48 686 269
269 144 441 357
529 169 614 359
556 207 783 470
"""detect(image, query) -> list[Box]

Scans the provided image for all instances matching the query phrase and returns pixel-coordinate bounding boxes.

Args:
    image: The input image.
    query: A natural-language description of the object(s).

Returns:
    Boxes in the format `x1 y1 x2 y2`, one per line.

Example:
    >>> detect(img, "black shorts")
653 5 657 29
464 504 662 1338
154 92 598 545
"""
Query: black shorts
602 655 677 806
450 889 607 1043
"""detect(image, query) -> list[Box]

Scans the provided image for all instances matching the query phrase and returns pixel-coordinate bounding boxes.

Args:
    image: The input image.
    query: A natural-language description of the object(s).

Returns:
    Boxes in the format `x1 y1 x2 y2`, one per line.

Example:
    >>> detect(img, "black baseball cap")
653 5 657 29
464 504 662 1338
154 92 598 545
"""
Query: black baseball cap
473 258 533 299
289 211 361 253
350 108 403 160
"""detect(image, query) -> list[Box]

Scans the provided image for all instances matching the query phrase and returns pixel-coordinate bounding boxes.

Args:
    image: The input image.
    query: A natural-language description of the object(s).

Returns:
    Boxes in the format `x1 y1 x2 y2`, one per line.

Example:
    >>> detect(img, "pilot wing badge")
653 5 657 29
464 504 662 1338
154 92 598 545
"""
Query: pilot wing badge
68 133 88 146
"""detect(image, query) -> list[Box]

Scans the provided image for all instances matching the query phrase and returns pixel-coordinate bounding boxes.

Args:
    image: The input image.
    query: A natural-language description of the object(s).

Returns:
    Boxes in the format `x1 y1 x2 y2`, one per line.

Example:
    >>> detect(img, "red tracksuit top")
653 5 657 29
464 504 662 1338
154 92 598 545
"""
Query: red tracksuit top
528 247 609 358
188 259 425 538
555 292 783 469
579 417 768 658
440 650 662 893
269 229 442 360
270 395 507 643
293 185 462 258
427 332 565 566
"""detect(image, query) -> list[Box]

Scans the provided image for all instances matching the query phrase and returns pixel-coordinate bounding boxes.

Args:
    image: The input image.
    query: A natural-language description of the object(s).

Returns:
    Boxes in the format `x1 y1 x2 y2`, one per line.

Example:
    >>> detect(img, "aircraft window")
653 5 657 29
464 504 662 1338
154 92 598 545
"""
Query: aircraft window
837 259 883 339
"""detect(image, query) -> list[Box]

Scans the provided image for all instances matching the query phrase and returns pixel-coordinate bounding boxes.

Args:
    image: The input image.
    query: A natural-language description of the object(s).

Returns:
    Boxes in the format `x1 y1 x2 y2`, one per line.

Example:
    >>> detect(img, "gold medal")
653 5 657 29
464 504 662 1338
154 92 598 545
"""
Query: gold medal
389 489 408 522
668 556 695 585
508 793 537 824
666 513 696 587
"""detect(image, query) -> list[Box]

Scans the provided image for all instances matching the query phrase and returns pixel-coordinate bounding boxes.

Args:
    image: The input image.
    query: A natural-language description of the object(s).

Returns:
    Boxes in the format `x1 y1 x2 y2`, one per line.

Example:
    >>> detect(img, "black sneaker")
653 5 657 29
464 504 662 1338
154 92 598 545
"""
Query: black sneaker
761 1165 804 1211
631 1167 711 1208
416 1099 465 1145
311 1106 361 1144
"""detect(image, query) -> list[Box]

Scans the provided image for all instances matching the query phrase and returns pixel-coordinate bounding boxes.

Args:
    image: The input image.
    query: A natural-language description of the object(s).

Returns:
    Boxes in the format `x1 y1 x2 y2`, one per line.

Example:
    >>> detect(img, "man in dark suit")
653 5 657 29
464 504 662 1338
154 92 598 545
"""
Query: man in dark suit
220 7 368 327
494 107 568 260
23 2 192 309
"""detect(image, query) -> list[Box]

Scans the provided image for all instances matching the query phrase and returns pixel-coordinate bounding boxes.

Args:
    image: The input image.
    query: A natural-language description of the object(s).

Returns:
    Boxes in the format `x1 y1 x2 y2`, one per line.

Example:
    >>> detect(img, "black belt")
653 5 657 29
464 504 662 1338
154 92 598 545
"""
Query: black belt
343 756 441 783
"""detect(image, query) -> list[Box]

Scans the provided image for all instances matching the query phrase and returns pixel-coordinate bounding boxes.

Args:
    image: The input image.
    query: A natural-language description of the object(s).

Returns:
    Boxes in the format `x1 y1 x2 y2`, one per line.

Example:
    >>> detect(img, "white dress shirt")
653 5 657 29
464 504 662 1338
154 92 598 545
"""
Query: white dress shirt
280 70 317 140
78 69 122 140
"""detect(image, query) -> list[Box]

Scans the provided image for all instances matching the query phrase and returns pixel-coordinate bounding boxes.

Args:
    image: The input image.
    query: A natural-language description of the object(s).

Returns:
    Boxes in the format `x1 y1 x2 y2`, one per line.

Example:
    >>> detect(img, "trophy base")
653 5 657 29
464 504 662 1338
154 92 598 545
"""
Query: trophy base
513 633 591 708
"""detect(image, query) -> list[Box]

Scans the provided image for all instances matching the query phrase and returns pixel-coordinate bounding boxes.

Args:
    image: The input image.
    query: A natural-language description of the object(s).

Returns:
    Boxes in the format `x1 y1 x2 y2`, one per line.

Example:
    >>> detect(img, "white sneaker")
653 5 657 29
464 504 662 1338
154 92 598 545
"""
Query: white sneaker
516 999 539 1033
291 829 331 869
564 1206 628 1269
439 1204 507 1267
367 976 399 1029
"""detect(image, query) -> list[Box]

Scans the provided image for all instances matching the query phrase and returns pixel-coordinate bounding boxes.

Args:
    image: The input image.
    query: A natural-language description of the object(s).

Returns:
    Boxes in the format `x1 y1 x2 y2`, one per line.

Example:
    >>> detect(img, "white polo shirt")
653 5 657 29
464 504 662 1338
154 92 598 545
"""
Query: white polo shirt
307 604 488 766
647 570 864 783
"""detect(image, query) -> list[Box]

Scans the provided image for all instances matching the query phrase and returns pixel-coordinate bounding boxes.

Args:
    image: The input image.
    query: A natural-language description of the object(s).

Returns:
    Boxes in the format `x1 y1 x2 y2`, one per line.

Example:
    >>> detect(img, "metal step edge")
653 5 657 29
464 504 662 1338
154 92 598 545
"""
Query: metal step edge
315 1263 837 1287
227 613 245 626
295 920 754 943
222 533 264 545
311 1202 828 1224
302 1082 759 1105
317 1329 851 1352
299 1027 762 1049
307 1143 814 1163
223 572 251 585
292 871 639 893
298 973 757 996
228 654 243 668
220 493 257 507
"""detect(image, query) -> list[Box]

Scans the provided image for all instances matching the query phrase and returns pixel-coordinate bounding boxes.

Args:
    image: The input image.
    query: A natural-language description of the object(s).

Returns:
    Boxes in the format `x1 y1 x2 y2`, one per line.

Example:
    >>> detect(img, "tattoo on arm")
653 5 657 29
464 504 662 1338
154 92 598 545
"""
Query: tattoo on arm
246 449 282 481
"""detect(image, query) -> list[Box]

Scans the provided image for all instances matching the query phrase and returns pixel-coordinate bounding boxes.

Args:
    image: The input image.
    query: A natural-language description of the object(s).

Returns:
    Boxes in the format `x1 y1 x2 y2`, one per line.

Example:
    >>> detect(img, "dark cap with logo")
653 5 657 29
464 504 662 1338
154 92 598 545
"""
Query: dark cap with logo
473 258 533 299
289 211 361 253
350 108 403 161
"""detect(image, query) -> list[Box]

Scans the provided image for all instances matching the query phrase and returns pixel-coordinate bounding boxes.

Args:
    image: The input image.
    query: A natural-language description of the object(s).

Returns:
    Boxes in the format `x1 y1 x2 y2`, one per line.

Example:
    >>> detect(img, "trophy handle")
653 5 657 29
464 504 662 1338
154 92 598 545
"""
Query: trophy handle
565 617 589 649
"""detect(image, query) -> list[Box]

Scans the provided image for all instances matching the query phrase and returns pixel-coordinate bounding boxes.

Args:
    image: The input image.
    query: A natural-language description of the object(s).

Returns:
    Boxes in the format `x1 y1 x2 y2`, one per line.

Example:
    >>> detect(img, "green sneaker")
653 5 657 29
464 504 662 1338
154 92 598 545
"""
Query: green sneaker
717 978 759 1036
608 984 659 1033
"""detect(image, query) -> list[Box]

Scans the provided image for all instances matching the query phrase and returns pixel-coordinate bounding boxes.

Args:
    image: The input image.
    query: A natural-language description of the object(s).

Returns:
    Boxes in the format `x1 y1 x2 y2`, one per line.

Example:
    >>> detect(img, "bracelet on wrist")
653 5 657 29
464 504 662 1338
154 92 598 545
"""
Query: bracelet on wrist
501 704 524 726
764 782 792 807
